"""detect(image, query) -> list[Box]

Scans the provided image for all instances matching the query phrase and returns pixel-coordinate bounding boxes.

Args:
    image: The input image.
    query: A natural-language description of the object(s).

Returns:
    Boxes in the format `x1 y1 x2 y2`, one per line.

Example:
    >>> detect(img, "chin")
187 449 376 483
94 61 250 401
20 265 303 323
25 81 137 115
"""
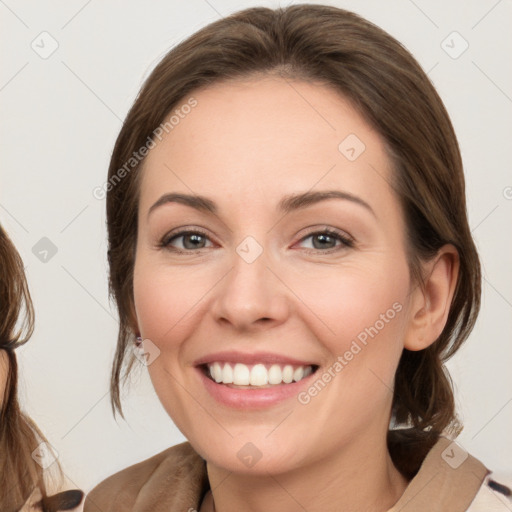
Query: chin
189 429 309 476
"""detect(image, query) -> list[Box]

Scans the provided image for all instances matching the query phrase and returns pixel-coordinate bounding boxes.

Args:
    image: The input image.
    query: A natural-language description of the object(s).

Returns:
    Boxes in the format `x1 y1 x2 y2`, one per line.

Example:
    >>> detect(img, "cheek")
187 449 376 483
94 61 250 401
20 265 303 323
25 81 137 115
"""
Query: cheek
133 258 208 344
132 258 202 426
291 258 410 419
292 260 409 354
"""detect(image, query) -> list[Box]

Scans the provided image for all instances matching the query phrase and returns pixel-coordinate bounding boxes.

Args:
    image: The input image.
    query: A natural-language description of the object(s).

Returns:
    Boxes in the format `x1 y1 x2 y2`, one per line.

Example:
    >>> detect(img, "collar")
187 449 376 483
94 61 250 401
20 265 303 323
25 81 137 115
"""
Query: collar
388 436 490 511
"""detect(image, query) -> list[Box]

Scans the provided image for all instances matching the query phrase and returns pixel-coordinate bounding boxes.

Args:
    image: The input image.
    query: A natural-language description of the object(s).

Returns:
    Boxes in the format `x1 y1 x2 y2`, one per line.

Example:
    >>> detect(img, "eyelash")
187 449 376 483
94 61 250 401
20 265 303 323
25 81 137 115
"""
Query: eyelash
158 227 354 255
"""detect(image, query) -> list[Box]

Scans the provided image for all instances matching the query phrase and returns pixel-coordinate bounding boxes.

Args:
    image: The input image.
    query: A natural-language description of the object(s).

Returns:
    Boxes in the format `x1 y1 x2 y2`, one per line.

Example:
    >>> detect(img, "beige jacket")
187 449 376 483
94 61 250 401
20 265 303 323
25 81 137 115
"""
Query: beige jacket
83 436 511 512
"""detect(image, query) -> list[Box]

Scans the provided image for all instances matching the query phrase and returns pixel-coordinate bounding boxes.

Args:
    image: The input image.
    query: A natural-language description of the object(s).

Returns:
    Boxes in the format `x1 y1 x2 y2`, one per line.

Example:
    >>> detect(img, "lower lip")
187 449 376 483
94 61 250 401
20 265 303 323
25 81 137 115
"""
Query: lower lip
196 367 317 409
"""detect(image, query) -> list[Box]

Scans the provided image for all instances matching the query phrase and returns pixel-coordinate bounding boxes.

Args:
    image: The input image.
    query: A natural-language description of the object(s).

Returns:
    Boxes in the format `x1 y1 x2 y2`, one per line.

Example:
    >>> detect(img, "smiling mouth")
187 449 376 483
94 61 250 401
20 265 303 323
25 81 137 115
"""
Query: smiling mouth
200 362 319 388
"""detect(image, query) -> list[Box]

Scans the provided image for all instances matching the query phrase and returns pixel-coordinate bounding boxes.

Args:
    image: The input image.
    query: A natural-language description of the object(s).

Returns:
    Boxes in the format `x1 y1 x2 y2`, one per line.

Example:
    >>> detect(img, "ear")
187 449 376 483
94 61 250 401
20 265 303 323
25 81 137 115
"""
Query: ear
403 244 460 351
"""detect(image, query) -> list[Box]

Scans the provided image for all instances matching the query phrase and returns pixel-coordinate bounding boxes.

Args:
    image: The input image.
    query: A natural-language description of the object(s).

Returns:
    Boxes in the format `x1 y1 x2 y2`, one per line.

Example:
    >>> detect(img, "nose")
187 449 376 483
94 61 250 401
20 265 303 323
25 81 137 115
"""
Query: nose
210 242 290 332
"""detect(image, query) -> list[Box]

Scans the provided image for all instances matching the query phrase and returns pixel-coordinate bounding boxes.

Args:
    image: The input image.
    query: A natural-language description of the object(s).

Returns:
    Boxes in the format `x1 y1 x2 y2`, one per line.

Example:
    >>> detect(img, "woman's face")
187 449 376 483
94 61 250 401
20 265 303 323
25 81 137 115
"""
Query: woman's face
133 76 415 474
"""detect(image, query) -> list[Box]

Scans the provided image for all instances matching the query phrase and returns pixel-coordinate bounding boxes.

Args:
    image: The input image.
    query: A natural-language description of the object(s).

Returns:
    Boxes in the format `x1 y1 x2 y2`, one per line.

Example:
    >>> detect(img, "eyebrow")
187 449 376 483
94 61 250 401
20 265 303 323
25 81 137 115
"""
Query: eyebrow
147 190 375 218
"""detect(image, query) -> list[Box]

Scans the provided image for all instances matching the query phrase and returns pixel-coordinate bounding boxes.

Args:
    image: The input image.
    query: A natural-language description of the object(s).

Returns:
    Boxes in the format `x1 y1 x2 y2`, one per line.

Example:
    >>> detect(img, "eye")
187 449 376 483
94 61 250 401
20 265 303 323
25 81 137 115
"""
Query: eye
159 229 214 252
297 228 354 253
159 227 354 254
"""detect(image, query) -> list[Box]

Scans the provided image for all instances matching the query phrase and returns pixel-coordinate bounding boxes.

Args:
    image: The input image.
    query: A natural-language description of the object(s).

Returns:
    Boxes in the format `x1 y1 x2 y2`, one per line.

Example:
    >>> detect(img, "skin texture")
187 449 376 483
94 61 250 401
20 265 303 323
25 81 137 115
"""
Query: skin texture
132 76 459 512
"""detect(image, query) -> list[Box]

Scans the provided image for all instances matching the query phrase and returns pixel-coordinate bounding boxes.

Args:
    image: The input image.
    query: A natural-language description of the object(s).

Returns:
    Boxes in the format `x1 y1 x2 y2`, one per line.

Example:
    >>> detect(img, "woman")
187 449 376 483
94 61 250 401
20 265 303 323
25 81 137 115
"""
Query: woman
84 4 511 511
0 224 84 512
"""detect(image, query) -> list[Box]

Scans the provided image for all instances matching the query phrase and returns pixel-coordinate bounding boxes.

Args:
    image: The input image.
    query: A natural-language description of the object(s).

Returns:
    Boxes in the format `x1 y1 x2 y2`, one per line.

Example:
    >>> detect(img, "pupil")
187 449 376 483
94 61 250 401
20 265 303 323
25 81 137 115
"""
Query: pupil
314 234 334 249
184 234 204 249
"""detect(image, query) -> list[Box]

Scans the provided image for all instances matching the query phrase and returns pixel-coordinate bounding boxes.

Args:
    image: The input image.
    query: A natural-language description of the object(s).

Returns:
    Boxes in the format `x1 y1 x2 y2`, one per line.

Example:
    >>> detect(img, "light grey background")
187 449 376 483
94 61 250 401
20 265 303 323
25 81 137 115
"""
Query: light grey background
1 0 511 495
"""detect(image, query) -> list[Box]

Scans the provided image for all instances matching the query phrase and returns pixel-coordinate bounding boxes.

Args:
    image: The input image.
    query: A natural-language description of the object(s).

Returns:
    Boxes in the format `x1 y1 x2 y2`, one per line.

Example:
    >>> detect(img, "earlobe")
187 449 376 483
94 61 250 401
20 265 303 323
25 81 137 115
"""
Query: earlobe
404 244 460 351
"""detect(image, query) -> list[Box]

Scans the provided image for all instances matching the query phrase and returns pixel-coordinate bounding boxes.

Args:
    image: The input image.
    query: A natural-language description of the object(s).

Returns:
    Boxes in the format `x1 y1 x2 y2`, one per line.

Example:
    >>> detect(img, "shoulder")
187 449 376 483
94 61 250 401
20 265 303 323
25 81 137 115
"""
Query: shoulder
466 472 512 511
83 441 207 512
18 486 84 512
388 433 509 512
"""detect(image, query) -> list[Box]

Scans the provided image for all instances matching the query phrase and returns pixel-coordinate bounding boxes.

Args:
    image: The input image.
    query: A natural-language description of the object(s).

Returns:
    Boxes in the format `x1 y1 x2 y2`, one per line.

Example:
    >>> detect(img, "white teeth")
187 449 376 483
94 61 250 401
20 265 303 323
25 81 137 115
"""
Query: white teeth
268 364 282 385
233 363 250 385
293 366 304 382
282 365 294 384
211 362 223 383
250 364 268 386
205 362 315 386
222 363 233 384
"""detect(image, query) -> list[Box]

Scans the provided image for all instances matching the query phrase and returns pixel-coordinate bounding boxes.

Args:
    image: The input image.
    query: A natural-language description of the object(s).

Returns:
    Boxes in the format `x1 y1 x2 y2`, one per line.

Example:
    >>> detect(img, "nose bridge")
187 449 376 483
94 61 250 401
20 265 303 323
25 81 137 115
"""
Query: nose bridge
211 234 289 329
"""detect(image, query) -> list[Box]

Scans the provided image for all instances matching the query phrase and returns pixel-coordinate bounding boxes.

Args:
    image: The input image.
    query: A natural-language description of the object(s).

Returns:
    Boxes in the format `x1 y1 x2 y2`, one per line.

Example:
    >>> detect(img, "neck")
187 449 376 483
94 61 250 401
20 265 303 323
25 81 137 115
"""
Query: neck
204 430 410 512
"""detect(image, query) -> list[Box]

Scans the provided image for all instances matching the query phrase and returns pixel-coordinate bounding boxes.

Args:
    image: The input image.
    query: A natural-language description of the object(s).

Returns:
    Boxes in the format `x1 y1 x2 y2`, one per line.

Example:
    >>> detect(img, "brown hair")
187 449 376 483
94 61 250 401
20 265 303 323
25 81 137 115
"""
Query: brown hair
0 224 83 511
104 4 480 477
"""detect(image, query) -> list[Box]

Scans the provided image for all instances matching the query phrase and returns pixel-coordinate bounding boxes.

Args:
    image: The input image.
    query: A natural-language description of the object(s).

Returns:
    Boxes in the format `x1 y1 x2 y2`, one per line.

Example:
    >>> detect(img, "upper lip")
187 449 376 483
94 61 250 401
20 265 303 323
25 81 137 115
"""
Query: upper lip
193 351 318 367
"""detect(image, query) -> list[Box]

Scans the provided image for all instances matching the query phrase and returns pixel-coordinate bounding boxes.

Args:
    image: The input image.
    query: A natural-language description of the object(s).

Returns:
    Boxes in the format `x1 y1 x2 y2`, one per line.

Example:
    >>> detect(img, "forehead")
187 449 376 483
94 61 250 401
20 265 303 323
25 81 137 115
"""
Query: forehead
139 76 395 217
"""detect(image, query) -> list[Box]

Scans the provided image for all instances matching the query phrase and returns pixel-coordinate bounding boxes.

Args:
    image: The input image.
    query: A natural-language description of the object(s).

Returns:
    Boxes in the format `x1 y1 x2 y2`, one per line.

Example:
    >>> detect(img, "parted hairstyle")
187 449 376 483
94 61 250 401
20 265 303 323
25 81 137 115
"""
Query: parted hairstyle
104 4 481 478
